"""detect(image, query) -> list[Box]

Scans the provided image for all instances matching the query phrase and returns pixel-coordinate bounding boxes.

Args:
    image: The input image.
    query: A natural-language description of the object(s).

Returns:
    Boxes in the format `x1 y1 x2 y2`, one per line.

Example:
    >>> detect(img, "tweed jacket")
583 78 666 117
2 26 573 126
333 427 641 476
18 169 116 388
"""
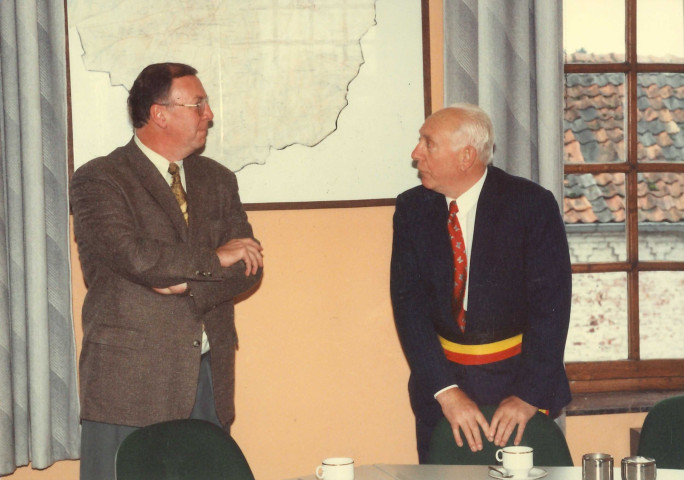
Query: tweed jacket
390 166 572 426
70 138 262 429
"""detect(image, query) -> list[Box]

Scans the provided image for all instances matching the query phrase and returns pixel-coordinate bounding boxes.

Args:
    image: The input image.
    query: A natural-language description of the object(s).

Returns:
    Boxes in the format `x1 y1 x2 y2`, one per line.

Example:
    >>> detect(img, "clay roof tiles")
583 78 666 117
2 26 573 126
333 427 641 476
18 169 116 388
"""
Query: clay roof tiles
563 54 684 225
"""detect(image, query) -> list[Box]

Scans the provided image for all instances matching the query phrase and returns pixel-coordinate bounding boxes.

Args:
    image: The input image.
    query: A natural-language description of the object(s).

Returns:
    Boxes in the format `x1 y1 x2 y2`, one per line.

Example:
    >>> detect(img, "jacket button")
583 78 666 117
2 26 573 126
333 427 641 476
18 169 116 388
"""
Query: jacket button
193 340 201 348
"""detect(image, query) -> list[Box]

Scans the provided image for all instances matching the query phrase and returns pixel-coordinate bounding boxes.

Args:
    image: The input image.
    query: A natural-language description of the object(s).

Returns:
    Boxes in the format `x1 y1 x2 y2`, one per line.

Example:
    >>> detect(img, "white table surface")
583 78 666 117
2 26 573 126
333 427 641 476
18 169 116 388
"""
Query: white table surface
288 463 684 480
376 464 684 480
289 465 392 480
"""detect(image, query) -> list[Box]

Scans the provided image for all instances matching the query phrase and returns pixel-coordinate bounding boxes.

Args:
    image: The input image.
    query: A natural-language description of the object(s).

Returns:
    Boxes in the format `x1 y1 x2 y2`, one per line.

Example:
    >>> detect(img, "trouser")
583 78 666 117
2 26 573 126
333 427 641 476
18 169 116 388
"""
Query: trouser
79 352 221 480
416 415 434 464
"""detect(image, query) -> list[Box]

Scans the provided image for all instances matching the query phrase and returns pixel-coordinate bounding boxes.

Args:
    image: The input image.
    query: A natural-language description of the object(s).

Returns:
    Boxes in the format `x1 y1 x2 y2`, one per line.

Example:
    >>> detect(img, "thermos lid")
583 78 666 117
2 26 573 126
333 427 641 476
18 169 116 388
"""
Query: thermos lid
583 453 613 460
622 456 656 466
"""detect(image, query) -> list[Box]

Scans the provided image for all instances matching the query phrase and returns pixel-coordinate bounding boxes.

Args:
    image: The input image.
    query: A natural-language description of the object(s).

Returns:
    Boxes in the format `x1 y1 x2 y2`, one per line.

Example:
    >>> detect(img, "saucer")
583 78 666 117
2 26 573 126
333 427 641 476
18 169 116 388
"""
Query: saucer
488 467 548 480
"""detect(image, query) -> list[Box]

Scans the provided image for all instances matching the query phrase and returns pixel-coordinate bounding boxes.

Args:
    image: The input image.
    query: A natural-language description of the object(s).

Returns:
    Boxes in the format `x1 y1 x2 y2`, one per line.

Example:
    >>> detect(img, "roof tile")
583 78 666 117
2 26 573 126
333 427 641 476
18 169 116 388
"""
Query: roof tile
564 63 684 226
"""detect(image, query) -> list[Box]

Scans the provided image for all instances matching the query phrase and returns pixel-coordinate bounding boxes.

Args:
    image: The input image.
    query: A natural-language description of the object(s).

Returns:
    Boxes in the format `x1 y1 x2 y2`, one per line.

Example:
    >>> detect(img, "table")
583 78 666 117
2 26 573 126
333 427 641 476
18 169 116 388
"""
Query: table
288 463 684 480
379 464 684 480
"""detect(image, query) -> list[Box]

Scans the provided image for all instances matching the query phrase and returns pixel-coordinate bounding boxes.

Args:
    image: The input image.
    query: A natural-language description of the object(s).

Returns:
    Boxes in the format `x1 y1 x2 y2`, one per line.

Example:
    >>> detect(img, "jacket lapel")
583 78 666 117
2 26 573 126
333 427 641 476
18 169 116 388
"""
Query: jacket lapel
468 166 506 324
124 139 189 242
183 155 208 240
420 190 453 316
470 166 505 267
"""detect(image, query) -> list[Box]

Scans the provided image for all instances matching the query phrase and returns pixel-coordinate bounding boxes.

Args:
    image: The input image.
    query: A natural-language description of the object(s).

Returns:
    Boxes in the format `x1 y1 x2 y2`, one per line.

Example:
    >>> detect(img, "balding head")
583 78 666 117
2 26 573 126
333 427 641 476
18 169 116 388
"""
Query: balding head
411 103 492 198
434 103 494 165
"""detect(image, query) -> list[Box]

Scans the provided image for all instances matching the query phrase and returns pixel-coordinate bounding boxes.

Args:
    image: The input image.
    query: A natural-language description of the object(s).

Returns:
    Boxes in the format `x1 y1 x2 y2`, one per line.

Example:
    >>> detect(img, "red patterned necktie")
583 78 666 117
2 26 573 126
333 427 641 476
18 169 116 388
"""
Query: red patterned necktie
448 200 467 332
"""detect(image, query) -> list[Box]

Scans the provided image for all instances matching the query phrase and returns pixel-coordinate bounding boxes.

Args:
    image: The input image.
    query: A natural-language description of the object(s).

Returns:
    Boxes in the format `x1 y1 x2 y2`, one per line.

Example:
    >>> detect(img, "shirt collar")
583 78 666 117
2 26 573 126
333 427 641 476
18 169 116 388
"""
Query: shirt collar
134 134 183 178
446 168 488 214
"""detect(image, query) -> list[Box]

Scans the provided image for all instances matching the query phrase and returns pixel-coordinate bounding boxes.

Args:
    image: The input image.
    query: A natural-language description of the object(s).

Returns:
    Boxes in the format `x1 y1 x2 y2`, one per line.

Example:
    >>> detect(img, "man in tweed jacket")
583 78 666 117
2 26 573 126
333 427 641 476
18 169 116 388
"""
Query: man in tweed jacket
70 63 263 480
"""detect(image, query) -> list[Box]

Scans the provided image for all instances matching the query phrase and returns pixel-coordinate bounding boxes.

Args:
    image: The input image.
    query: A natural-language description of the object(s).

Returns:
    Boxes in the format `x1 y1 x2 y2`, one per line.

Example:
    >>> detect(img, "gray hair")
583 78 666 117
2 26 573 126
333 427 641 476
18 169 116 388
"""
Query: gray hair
447 102 495 165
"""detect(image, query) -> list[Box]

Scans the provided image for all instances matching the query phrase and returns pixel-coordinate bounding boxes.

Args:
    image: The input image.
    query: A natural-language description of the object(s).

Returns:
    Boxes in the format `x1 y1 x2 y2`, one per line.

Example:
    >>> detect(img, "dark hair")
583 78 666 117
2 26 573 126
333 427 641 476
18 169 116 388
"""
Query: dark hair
127 63 198 128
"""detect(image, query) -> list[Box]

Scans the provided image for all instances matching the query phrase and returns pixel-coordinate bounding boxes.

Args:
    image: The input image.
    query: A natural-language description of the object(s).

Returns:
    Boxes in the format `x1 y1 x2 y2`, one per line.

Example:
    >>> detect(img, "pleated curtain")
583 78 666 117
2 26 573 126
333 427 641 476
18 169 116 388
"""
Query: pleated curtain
0 0 81 474
443 0 564 203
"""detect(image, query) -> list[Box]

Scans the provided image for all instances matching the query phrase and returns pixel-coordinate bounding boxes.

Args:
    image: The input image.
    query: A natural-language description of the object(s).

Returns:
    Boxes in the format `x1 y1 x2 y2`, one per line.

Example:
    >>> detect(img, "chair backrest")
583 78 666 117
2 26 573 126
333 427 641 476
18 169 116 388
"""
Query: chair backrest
637 394 684 469
115 419 255 480
428 405 573 466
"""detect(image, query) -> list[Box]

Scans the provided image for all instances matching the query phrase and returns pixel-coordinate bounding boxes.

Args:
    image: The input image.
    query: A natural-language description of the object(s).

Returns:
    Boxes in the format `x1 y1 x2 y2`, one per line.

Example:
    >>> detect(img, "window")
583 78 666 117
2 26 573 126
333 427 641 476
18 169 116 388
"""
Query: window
563 0 684 392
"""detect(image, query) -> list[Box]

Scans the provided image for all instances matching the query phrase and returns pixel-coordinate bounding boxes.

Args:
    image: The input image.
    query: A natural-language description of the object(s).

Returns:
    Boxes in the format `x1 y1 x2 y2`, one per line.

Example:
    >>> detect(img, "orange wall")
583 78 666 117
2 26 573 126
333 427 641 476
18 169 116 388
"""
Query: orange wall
230 208 416 477
4 1 648 479
566 413 647 466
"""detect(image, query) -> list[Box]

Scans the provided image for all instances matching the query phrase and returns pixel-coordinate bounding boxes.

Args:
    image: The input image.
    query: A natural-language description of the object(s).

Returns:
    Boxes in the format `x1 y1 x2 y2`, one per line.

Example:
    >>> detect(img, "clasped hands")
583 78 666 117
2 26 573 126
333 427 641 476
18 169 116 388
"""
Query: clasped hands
436 388 538 452
153 238 263 295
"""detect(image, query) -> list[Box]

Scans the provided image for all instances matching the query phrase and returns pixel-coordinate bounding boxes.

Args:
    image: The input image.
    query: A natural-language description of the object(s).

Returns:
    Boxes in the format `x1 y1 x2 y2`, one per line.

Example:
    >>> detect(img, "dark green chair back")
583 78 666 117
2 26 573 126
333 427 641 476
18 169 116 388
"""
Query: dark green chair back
115 419 255 480
428 405 573 466
637 394 684 469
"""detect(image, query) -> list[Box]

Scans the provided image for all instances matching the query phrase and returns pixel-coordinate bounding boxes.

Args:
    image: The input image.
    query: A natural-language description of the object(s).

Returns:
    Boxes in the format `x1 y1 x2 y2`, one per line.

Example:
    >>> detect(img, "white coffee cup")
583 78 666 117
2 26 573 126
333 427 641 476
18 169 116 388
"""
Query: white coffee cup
315 457 354 480
496 446 534 478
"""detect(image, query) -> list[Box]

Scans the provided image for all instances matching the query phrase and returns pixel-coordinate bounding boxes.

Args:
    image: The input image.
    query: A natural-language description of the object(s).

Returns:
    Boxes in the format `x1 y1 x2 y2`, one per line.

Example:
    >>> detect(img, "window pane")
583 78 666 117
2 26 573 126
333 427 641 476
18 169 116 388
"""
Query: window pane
637 0 684 63
637 73 684 164
640 271 684 359
564 0 625 63
638 171 684 261
565 173 627 263
566 272 628 362
565 73 626 164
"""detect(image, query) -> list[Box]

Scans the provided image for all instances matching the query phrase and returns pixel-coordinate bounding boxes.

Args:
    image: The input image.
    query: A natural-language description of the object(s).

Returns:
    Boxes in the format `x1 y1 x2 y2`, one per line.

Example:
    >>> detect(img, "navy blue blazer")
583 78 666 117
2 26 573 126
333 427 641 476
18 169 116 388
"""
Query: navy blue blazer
390 166 572 426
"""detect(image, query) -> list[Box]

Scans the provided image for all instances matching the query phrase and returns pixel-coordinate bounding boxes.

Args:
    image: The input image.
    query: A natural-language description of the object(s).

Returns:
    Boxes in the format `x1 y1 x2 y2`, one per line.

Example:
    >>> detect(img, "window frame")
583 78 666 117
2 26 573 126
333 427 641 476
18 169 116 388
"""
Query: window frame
564 0 684 393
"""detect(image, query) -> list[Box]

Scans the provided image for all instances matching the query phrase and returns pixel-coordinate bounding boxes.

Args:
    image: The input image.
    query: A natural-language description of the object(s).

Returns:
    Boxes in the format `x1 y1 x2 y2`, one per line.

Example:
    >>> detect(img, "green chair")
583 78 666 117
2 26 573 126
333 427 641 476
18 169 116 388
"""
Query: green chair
637 394 684 469
115 419 255 480
428 405 573 466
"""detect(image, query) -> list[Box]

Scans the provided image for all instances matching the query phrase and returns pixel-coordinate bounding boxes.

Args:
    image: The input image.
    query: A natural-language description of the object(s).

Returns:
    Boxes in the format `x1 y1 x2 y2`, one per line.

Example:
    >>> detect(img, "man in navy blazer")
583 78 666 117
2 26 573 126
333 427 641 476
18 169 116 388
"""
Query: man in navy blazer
390 104 571 463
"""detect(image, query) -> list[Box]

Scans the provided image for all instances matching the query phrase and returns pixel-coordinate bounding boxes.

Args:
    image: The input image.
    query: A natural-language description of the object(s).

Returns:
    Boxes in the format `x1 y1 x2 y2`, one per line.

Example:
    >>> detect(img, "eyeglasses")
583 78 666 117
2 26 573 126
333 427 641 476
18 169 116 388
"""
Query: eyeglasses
158 97 210 116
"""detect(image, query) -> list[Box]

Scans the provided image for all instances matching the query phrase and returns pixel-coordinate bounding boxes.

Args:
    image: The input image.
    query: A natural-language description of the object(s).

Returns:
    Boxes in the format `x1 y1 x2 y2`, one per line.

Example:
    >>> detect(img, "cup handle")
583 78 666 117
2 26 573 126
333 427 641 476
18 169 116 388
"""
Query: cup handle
495 449 503 463
315 466 325 480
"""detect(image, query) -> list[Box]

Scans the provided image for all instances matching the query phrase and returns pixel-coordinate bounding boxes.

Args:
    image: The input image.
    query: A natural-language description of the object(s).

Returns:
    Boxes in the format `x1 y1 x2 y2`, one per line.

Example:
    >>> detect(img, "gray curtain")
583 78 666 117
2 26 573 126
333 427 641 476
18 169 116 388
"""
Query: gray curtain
0 0 80 475
444 0 564 203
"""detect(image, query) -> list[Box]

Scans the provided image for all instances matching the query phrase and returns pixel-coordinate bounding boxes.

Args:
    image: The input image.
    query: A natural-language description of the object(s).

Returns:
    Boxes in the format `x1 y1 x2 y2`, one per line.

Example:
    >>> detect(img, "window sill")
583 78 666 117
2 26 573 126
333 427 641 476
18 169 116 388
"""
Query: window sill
566 390 684 416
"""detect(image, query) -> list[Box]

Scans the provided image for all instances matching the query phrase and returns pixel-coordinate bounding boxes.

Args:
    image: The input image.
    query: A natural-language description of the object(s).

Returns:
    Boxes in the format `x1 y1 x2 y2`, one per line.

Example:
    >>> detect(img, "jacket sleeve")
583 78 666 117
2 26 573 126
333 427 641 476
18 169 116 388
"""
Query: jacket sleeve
510 189 572 412
186 173 262 314
390 195 456 398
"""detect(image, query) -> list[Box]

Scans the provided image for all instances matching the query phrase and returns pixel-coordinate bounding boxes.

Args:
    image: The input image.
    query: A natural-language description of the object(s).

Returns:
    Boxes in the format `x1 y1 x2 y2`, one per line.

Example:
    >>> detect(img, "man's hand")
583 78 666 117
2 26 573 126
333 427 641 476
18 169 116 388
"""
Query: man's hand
436 387 490 452
215 238 264 275
153 282 188 295
488 396 538 447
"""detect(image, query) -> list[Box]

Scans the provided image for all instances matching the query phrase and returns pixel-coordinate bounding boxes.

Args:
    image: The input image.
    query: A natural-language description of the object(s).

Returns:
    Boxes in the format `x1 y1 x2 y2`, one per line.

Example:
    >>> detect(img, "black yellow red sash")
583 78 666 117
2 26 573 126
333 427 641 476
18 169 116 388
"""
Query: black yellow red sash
438 333 523 366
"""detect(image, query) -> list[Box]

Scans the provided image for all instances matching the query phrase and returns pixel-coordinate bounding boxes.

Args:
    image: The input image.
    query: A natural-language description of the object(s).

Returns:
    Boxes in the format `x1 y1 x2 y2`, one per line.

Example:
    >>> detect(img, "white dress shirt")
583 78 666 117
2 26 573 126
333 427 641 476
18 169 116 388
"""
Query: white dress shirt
434 168 487 398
